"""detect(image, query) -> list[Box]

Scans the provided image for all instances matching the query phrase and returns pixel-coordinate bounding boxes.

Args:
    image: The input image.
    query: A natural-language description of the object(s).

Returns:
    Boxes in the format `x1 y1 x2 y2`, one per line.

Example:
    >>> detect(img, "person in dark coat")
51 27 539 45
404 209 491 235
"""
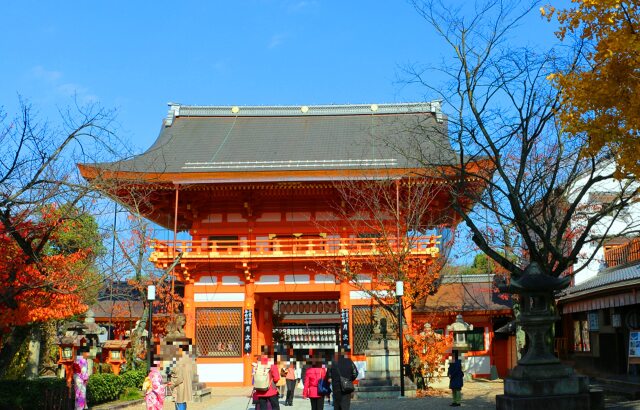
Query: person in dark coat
328 352 358 410
447 353 464 407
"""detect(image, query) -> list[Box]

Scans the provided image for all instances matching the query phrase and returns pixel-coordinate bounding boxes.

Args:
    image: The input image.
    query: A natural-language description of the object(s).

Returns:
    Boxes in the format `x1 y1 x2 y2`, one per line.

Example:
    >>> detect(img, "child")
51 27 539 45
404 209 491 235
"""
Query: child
447 353 464 407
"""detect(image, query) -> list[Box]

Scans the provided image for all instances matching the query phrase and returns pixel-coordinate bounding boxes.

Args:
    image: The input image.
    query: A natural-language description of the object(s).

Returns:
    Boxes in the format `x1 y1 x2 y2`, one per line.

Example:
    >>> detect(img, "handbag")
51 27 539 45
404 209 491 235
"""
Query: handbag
335 363 356 394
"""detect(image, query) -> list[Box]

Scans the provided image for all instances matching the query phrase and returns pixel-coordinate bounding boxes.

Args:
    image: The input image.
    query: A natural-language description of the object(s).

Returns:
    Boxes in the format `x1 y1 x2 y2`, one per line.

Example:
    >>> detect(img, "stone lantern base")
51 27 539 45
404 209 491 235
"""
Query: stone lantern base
496 363 591 410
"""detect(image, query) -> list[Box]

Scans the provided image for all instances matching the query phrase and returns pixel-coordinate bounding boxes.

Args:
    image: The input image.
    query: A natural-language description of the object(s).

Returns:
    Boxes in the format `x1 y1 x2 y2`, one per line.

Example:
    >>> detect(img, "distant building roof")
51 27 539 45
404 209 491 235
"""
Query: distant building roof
83 102 455 177
91 300 144 320
414 274 512 313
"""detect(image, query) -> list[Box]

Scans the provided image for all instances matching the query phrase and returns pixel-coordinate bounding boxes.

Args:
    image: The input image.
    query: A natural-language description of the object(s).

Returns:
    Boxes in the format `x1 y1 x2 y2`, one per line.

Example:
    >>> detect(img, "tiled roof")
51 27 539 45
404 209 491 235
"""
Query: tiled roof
558 262 640 300
414 274 512 313
91 300 145 320
89 102 455 175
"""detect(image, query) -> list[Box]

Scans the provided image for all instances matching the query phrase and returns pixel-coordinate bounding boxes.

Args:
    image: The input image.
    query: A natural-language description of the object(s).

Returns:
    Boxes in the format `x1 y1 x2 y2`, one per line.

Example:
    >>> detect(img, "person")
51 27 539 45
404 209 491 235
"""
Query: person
329 351 358 410
169 347 195 410
277 360 288 398
253 353 281 410
143 366 165 410
447 353 464 407
73 355 89 410
303 355 327 410
284 360 297 406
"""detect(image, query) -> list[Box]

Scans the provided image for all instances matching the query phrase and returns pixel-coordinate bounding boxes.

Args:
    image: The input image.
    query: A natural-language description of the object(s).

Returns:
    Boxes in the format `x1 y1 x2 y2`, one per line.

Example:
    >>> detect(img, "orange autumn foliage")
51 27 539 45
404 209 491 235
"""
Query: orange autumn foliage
0 217 89 328
405 320 452 384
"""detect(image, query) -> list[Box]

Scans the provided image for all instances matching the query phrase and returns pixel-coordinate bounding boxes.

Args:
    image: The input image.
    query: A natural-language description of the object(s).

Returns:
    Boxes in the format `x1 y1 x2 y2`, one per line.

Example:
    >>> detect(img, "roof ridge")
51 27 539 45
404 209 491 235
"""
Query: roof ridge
164 101 444 126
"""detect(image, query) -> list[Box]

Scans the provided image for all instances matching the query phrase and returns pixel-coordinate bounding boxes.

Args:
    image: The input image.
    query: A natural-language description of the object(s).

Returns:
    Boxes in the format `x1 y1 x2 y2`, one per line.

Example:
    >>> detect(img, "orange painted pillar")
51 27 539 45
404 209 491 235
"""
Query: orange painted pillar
244 282 256 386
340 281 352 351
184 279 196 340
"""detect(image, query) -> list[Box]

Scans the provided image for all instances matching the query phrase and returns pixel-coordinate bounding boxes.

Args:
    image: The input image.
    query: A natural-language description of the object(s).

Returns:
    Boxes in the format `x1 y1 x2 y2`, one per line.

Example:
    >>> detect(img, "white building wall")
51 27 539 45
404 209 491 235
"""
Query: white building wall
569 162 640 284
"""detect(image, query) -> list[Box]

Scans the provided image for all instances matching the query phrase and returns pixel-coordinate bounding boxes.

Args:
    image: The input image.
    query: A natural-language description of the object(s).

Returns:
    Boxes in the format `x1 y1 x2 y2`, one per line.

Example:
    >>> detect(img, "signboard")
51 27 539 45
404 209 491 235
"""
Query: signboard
341 308 350 351
629 331 640 358
243 309 253 354
628 330 640 373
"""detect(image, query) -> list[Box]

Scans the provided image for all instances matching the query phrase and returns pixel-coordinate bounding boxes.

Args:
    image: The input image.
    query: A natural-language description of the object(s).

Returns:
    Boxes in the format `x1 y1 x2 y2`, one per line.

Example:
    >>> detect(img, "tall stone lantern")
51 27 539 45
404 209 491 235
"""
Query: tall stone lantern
496 262 590 409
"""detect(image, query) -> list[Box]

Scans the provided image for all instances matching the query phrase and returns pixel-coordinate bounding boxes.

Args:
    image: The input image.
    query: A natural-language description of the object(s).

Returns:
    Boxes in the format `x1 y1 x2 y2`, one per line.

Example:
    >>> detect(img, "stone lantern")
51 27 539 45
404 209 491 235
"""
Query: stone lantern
103 340 130 375
447 314 473 354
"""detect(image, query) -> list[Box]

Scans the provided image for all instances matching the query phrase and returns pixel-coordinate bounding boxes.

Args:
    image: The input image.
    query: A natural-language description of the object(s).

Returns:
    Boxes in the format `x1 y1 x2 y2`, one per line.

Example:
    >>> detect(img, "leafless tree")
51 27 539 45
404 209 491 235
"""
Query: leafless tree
317 175 456 320
401 0 640 283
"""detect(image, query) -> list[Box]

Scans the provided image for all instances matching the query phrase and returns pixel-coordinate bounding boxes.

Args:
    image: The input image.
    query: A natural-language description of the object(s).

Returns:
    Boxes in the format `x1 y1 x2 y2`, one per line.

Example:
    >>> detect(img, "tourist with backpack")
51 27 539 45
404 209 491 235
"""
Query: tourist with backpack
303 354 329 410
253 354 281 410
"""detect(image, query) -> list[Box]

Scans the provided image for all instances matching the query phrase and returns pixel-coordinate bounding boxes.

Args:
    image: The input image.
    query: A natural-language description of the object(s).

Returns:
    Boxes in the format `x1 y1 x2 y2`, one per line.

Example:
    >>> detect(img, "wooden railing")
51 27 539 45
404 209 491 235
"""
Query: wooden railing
150 236 440 261
604 238 640 268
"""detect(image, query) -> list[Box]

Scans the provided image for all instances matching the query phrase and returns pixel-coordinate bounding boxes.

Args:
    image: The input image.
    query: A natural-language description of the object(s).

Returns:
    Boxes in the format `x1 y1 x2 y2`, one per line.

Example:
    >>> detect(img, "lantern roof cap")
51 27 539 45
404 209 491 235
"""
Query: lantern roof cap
447 314 473 332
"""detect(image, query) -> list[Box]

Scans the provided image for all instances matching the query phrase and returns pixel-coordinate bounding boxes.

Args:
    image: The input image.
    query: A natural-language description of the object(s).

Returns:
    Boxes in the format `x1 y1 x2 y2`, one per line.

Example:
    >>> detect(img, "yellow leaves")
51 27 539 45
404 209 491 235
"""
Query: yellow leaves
548 0 640 177
546 73 557 81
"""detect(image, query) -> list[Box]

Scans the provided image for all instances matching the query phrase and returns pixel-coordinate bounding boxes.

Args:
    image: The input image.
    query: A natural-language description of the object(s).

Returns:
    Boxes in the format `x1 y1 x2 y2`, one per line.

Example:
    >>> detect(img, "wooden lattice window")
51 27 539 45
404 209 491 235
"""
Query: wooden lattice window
352 305 396 355
196 307 242 357
352 306 373 355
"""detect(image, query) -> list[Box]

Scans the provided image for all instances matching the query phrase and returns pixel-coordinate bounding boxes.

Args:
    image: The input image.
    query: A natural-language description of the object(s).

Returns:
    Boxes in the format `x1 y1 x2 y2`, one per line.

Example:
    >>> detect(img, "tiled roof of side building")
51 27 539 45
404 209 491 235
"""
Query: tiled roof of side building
414 274 513 313
558 262 640 300
86 102 455 175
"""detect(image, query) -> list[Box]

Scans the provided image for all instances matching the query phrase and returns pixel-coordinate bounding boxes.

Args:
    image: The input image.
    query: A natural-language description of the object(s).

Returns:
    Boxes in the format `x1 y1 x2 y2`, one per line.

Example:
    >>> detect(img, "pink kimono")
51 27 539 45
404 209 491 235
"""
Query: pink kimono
144 368 165 410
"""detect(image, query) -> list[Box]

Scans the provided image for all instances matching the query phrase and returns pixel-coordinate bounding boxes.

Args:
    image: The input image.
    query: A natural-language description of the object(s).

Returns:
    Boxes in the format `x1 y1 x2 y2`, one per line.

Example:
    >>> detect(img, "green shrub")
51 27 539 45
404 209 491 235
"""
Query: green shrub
87 373 123 405
119 386 143 401
0 377 72 410
120 369 146 389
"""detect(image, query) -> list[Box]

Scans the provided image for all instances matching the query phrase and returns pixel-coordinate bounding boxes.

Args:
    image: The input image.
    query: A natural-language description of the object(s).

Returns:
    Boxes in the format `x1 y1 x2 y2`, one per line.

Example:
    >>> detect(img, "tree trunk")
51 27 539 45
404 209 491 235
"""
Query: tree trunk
0 325 31 379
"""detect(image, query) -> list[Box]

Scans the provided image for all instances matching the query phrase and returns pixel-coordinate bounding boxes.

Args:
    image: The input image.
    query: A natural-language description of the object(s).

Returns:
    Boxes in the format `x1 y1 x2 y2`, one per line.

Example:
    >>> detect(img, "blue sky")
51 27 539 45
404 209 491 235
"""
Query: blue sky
2 1 562 264
1 1 560 152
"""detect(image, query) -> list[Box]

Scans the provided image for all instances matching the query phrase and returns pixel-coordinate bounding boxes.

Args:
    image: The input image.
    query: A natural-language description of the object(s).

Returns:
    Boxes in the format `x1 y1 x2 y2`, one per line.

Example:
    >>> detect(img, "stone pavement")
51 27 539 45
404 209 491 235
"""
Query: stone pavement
128 379 504 409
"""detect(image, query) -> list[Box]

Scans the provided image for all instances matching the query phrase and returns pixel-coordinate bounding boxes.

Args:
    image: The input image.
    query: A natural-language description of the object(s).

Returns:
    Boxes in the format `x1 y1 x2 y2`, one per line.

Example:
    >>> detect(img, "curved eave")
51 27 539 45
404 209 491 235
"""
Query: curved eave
81 164 448 184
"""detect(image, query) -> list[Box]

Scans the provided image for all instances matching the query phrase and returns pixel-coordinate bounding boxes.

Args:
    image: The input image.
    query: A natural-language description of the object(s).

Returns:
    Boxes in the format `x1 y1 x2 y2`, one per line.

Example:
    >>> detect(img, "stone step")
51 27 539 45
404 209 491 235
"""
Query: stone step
358 377 402 387
354 385 417 399
193 387 212 402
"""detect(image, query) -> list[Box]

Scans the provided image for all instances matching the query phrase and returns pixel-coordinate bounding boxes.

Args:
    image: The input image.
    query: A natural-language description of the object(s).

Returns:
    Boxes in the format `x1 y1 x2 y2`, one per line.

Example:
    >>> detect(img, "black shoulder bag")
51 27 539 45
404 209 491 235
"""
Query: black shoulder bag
335 363 356 394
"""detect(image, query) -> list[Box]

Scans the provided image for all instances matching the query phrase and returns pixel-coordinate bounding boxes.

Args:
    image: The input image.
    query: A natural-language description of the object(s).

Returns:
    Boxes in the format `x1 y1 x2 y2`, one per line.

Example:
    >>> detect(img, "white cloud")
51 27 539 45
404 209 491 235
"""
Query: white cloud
31 66 62 82
268 34 286 49
288 0 318 12
28 66 98 104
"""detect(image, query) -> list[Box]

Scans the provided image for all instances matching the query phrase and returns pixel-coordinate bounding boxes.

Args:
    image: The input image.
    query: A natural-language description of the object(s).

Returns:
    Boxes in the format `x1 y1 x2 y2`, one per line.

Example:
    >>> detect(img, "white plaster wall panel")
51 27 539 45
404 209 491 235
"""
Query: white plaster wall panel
286 212 311 221
256 275 280 285
314 274 335 284
194 293 245 302
195 276 217 286
221 276 244 285
256 212 282 222
227 213 247 222
197 363 244 383
284 274 310 284
202 213 223 223
356 274 372 283
463 355 490 375
315 211 338 221
350 291 371 300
